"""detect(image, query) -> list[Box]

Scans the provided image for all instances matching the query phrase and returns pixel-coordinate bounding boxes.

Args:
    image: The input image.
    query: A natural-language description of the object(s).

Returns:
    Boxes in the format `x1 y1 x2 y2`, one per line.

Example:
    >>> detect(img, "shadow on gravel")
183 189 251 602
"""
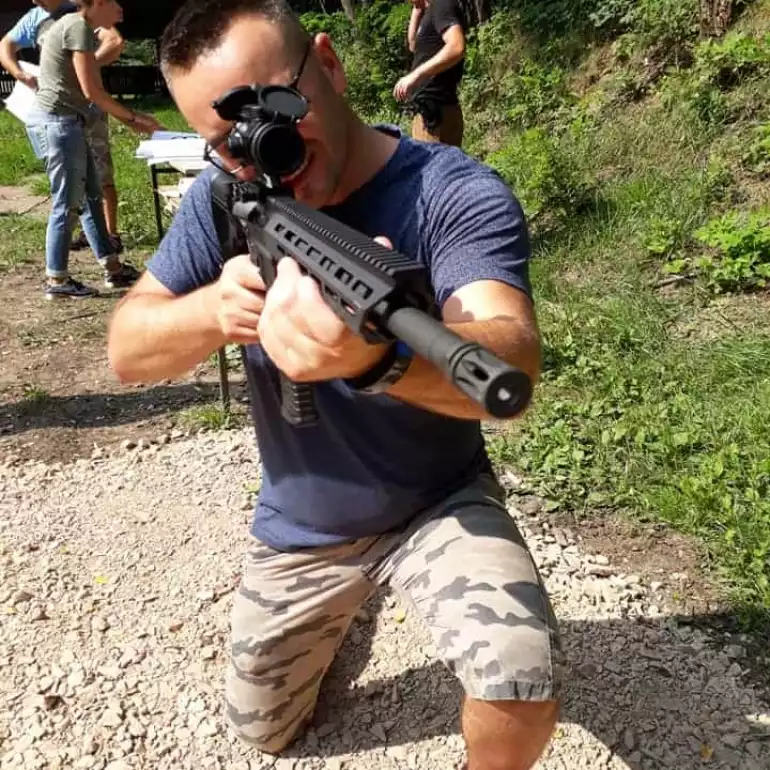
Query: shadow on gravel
0 382 244 436
285 597 770 769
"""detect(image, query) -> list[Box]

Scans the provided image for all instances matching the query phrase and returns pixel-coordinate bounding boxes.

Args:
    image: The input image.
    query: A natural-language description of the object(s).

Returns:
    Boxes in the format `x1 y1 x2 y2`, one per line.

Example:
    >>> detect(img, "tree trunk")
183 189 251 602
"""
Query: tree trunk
474 0 491 24
459 0 490 27
700 0 734 37
340 0 355 22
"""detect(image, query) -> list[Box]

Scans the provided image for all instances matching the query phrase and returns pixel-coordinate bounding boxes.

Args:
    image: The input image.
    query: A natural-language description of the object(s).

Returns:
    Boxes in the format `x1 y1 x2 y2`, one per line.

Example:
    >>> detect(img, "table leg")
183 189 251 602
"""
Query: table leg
217 347 231 414
151 165 164 241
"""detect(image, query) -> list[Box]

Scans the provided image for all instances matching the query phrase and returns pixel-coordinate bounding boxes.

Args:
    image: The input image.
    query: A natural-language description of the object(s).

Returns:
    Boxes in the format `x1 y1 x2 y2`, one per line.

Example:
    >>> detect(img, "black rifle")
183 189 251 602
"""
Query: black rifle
208 84 532 427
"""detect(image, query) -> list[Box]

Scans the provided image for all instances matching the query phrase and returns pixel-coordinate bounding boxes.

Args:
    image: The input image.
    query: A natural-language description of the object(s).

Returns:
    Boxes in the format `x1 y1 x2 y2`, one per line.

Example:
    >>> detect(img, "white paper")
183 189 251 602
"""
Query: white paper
3 62 39 124
135 131 208 172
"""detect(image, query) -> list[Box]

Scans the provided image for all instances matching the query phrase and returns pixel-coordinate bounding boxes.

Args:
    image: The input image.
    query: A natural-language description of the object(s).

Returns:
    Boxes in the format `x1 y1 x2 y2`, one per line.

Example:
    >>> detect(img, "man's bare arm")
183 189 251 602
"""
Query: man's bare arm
385 280 540 421
109 268 538 420
407 7 424 52
107 272 226 383
107 257 265 384
0 36 35 87
410 24 465 81
94 26 124 67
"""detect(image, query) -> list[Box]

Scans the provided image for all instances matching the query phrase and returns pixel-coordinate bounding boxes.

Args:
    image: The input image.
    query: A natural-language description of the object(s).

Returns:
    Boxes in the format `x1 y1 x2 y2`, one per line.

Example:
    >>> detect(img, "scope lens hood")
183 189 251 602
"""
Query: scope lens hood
211 84 261 121
258 85 309 121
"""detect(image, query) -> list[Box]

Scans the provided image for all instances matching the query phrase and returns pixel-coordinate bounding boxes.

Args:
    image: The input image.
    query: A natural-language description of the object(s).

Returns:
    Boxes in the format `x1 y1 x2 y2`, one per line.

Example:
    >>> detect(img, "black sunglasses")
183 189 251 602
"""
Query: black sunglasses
204 38 313 174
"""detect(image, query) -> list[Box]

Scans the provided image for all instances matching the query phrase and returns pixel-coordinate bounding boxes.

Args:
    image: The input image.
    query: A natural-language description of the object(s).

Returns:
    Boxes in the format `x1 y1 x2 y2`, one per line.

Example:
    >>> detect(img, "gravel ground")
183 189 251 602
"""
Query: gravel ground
1 429 768 770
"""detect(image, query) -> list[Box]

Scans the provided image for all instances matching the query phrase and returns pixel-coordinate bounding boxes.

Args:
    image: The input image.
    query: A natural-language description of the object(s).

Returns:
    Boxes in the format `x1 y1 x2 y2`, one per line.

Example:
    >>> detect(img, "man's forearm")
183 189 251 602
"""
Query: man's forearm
384 318 540 420
0 39 23 80
95 44 122 66
108 284 227 384
412 43 464 82
407 9 423 52
95 28 124 66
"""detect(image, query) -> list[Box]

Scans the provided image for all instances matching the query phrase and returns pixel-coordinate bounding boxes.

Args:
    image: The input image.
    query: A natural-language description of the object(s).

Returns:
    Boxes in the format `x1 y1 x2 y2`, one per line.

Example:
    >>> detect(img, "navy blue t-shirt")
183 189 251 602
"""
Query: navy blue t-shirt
147 129 532 550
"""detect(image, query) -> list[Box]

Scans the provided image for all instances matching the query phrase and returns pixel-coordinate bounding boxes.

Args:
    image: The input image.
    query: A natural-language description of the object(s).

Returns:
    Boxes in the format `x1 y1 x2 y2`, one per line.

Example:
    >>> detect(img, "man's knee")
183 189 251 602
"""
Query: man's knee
224 657 315 755
87 133 115 189
463 697 560 770
498 696 560 730
94 157 115 189
466 696 560 733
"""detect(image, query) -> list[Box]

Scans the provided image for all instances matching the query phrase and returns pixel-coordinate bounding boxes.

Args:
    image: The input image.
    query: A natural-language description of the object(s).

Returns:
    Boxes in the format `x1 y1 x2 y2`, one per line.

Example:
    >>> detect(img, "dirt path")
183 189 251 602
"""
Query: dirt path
0 257 249 465
0 186 49 218
1 430 768 770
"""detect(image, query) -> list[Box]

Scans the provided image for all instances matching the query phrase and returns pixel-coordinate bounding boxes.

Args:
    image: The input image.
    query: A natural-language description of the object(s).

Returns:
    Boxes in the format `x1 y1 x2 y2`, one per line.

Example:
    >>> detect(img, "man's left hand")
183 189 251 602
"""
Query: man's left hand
393 72 420 102
258 252 390 383
19 72 38 90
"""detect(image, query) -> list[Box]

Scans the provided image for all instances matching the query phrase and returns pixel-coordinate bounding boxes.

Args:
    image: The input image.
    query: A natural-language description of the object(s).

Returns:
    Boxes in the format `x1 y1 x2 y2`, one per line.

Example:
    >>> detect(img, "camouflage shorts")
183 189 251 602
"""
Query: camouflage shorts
84 109 114 187
226 474 565 753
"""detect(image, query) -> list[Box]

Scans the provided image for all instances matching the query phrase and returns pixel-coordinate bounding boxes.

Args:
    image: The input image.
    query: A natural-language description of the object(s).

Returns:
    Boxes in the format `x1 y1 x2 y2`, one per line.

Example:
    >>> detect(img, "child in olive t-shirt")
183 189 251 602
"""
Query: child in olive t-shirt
35 13 99 121
25 7 146 299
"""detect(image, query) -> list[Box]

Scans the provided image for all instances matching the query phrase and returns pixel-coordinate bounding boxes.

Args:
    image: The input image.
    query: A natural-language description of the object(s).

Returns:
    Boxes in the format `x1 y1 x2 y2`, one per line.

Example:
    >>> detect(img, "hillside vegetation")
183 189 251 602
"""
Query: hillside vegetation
303 0 770 623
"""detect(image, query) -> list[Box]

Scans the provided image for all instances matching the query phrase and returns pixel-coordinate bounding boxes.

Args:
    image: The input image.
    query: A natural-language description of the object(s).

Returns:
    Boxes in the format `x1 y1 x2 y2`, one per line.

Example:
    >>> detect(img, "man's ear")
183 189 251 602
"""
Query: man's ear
312 32 347 95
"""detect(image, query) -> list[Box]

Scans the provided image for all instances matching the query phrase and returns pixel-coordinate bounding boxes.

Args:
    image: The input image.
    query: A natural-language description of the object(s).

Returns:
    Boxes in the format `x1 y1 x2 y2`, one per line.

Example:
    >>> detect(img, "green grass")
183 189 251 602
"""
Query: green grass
0 214 47 271
0 109 43 185
21 383 50 405
177 403 243 432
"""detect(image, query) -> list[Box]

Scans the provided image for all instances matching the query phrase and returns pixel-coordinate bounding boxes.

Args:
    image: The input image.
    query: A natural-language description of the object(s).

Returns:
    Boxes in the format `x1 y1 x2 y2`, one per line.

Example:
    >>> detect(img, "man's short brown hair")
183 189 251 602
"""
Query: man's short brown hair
160 0 307 77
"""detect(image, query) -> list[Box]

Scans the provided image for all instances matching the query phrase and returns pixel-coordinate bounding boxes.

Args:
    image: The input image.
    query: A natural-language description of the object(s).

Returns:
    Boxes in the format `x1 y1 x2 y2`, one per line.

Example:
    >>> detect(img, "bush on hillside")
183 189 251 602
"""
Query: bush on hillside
486 127 593 221
694 209 770 292
301 2 411 121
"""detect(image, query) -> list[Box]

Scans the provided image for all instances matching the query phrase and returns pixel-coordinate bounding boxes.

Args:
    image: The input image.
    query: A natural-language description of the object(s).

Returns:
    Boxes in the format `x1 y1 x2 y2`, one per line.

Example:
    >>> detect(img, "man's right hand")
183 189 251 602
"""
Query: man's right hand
19 72 37 90
215 254 266 344
129 112 163 135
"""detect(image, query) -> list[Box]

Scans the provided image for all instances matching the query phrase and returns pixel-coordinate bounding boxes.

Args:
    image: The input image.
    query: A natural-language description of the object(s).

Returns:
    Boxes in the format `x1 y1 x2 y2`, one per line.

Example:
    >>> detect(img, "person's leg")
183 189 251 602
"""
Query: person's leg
85 110 120 243
28 119 73 281
461 698 559 770
412 112 437 143
79 139 114 256
375 475 564 770
79 141 141 289
438 104 464 148
78 131 118 265
411 104 463 147
27 115 98 298
226 535 376 753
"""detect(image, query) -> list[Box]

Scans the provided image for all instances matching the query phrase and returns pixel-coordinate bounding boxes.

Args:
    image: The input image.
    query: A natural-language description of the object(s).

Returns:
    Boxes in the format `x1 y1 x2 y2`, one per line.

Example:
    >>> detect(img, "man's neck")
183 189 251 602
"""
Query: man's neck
331 115 400 205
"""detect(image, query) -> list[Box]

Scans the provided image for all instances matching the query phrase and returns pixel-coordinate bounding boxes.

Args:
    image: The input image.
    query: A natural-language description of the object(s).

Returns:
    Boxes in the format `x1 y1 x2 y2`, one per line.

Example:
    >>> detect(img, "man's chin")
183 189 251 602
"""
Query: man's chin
292 187 326 209
289 175 331 209
283 159 339 209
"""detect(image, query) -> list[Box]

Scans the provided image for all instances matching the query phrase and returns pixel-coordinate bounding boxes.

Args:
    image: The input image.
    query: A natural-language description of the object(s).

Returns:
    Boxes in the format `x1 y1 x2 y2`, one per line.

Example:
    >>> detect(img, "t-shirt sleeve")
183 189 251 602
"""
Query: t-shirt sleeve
62 17 97 52
427 166 532 308
7 11 40 49
431 0 465 34
145 170 225 295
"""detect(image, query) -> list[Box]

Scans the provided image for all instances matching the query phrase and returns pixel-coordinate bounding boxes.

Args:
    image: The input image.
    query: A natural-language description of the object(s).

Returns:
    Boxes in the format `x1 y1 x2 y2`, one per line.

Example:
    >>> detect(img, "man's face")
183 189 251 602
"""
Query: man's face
91 0 124 27
169 16 350 209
